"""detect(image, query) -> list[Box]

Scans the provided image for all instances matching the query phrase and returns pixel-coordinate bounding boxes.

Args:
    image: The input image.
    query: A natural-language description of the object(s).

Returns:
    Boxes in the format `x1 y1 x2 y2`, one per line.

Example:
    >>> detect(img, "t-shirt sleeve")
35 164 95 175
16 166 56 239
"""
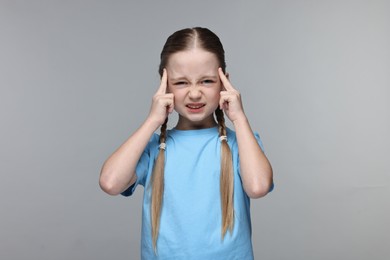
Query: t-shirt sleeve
121 133 159 197
254 132 265 152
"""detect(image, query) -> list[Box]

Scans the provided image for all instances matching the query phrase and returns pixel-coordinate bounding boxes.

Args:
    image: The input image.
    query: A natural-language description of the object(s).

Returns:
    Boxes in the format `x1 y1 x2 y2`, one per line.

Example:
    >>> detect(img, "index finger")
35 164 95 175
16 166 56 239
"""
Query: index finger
218 68 235 91
157 68 168 94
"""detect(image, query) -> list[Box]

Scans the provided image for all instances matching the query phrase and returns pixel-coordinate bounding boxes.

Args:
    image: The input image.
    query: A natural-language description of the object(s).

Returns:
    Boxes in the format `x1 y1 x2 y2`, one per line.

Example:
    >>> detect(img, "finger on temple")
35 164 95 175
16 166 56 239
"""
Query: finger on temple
158 68 168 94
218 68 234 90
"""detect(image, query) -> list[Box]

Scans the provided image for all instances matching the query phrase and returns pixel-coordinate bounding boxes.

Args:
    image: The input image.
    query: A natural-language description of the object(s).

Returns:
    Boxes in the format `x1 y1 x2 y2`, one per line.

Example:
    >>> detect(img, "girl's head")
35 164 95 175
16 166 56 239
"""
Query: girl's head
159 27 226 77
160 27 227 129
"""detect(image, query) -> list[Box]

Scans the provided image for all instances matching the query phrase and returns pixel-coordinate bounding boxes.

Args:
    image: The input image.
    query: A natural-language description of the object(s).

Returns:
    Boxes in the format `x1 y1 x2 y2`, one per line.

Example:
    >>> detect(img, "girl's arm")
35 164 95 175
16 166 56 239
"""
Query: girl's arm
233 117 273 198
99 70 173 195
218 68 273 198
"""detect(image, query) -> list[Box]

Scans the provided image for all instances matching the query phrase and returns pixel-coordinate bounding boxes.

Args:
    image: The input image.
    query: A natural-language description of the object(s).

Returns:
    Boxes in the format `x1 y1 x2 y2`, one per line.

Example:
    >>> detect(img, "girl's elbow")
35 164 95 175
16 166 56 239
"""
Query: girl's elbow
246 180 273 199
247 187 268 199
99 174 121 196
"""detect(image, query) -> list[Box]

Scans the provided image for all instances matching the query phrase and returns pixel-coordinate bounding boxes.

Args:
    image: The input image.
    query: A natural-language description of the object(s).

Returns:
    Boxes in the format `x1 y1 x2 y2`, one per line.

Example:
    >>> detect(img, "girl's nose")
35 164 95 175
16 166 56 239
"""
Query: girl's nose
188 86 201 99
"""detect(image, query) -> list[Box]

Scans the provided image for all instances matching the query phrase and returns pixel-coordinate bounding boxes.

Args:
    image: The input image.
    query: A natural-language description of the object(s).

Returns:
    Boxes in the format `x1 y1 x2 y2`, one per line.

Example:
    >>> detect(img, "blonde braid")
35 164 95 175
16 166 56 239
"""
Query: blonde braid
215 108 234 237
150 117 168 251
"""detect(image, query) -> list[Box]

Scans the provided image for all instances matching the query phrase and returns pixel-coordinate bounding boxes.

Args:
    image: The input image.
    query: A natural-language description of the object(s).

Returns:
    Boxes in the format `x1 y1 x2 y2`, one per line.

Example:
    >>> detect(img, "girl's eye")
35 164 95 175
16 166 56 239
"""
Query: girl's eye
172 81 188 88
174 81 187 86
201 80 215 85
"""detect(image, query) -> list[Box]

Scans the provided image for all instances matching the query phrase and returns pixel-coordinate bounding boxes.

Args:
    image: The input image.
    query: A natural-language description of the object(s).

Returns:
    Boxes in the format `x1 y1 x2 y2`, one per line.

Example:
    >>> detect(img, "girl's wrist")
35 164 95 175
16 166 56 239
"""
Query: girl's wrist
232 114 249 128
144 116 164 132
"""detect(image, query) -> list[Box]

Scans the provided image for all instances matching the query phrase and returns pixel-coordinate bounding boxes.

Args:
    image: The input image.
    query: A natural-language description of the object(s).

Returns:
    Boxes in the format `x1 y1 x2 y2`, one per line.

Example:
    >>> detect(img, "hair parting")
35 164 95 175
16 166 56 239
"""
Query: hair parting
158 27 226 77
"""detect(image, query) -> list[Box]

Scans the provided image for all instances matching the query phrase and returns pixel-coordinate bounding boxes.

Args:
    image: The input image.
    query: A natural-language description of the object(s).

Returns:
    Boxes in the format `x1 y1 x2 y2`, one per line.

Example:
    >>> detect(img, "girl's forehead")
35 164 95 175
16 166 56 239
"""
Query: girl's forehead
167 49 219 77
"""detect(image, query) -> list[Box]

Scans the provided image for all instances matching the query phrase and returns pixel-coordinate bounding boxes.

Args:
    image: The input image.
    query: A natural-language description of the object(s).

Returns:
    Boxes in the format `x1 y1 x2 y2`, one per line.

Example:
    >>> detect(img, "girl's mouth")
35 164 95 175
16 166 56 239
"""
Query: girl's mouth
186 103 205 112
186 104 205 109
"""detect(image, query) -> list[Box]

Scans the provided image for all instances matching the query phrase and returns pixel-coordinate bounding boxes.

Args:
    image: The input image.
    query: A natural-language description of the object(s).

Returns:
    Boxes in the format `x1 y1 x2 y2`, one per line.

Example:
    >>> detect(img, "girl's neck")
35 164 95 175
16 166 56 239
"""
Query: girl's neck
175 116 217 130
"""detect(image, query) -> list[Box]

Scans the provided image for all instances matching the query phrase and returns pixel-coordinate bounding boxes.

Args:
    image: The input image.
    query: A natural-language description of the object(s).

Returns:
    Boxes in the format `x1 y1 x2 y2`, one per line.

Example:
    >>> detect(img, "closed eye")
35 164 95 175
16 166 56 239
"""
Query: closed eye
201 79 216 85
174 81 187 85
172 81 189 88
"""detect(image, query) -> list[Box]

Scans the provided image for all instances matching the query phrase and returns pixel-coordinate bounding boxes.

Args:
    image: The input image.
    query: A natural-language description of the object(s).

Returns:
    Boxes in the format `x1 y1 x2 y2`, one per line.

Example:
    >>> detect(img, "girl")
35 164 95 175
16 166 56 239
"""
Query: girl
99 27 273 260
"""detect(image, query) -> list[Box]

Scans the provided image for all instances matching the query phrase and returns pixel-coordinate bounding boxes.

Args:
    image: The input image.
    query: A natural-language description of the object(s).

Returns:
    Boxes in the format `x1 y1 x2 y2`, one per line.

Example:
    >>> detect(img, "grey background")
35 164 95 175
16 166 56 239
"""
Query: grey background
1 0 389 259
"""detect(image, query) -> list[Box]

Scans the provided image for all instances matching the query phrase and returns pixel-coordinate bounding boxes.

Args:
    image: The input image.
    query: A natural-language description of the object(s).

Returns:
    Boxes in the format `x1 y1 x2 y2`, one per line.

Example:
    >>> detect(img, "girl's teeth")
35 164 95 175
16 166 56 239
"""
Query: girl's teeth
188 105 202 108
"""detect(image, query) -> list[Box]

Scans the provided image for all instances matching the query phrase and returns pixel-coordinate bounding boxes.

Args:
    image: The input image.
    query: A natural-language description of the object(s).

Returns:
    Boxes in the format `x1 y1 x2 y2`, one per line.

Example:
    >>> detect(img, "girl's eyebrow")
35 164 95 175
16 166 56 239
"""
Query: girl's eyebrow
200 75 218 80
169 77 187 81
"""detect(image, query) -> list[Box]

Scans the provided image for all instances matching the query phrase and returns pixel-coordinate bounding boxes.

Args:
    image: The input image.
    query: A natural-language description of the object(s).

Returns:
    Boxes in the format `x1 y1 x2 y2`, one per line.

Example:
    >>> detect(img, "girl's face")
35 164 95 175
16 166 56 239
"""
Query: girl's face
166 48 222 130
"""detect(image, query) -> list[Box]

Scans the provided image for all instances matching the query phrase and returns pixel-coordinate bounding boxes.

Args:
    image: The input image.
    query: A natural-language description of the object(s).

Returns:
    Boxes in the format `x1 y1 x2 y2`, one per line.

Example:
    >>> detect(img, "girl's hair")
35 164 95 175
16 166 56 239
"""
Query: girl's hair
151 27 233 251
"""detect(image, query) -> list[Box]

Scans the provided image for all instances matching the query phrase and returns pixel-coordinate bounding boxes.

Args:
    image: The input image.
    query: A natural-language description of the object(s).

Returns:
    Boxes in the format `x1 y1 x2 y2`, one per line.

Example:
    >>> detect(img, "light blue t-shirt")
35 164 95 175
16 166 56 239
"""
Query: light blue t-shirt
122 126 268 260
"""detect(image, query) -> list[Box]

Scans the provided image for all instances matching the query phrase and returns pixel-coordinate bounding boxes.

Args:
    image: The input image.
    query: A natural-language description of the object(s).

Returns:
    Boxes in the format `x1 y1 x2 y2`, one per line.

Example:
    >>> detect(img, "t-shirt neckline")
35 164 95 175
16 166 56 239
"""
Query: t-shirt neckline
168 126 219 136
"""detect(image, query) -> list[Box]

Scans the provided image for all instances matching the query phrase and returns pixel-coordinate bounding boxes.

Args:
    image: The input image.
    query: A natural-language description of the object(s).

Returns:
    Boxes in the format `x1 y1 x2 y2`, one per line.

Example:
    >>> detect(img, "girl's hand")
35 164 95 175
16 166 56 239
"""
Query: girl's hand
218 68 246 123
148 69 174 126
